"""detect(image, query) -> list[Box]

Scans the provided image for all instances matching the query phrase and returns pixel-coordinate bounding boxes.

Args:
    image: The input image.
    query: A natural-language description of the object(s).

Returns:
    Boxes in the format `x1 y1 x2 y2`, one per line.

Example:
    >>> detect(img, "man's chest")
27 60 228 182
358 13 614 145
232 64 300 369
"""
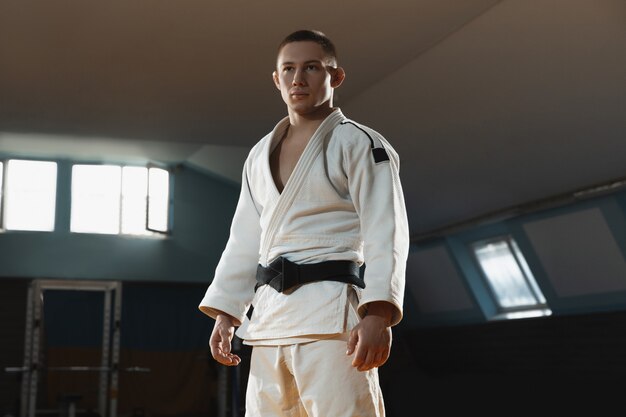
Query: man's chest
269 135 309 193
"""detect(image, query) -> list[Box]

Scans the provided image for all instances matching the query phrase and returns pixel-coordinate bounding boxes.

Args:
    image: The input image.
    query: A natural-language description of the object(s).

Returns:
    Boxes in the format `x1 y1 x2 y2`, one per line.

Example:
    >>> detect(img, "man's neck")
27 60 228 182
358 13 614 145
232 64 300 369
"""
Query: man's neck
287 106 336 135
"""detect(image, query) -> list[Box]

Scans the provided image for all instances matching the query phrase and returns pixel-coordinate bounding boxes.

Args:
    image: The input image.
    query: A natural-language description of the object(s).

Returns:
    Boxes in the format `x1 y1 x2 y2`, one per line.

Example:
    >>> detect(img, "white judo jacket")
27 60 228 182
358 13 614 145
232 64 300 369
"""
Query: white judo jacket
199 108 409 343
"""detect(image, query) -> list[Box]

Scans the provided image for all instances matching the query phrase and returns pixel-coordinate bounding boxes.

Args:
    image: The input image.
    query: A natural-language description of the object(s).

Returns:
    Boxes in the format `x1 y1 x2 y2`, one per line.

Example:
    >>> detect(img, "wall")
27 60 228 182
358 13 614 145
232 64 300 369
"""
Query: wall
0 279 219 417
405 188 626 328
0 160 239 283
0 159 238 416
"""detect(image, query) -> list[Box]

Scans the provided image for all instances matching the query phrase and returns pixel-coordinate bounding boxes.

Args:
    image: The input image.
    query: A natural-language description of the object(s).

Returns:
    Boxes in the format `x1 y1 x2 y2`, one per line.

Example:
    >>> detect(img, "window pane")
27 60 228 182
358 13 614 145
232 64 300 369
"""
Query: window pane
4 160 57 231
147 167 169 232
121 166 148 235
473 239 538 309
510 239 547 304
71 165 121 234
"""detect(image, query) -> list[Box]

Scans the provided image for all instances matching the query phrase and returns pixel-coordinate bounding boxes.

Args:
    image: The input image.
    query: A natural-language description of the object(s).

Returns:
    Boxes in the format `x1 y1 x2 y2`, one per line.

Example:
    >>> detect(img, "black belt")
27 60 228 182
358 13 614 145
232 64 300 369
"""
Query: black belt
255 256 365 293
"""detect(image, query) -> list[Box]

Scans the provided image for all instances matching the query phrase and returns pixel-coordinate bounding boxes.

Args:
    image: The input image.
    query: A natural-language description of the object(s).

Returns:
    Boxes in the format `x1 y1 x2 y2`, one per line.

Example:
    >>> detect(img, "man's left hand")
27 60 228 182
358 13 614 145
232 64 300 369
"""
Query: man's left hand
346 302 393 372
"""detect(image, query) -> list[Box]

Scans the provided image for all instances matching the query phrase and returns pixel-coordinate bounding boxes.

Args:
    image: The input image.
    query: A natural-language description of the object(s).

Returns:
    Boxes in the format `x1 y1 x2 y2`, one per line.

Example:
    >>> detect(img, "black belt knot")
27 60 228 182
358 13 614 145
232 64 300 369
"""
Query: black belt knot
255 257 365 293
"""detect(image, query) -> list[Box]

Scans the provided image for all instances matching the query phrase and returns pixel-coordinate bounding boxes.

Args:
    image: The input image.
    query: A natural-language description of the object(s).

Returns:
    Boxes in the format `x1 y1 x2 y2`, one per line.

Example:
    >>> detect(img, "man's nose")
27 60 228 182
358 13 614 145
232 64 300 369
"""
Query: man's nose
292 68 306 85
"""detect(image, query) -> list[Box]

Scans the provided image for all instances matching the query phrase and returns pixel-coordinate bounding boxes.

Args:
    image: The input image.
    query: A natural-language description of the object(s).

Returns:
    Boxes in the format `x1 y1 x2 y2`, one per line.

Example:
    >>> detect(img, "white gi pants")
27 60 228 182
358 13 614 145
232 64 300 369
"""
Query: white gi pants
244 335 385 417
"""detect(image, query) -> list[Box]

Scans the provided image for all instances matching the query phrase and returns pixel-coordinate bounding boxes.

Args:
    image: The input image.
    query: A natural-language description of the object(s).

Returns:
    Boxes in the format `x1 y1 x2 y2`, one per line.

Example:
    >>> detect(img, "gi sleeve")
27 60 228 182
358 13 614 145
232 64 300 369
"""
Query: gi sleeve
344 127 410 326
198 158 261 325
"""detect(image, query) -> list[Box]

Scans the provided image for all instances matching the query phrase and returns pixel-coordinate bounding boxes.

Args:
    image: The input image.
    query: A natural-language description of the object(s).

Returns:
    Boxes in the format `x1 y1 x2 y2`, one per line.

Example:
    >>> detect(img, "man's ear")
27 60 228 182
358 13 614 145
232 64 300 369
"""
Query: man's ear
272 71 281 90
330 66 346 88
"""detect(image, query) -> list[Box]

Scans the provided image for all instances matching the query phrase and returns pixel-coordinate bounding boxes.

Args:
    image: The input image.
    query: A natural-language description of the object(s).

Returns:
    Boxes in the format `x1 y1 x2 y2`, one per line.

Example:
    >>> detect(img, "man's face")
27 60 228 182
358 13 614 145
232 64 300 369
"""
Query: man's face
273 41 344 116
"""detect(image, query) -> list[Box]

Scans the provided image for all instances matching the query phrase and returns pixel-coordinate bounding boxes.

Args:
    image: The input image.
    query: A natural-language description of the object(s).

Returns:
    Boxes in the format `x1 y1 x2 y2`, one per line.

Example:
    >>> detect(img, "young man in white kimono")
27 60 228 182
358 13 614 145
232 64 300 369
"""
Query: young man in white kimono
199 29 409 417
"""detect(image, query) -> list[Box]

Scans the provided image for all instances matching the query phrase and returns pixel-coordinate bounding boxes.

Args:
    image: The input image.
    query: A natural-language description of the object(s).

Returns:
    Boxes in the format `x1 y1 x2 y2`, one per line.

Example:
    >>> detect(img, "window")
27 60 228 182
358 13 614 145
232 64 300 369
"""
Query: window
1 160 58 232
71 164 170 235
472 236 550 319
147 167 169 233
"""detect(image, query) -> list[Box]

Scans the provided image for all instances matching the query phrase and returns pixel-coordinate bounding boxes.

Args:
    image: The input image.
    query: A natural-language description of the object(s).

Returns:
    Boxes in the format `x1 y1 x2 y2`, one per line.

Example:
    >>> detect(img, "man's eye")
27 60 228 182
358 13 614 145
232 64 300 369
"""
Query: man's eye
283 67 294 72
306 65 318 71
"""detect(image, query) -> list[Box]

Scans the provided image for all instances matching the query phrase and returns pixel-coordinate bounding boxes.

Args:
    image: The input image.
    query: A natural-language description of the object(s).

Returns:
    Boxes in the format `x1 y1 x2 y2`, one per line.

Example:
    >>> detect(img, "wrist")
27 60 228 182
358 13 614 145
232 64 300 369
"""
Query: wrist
365 301 393 327
216 312 236 327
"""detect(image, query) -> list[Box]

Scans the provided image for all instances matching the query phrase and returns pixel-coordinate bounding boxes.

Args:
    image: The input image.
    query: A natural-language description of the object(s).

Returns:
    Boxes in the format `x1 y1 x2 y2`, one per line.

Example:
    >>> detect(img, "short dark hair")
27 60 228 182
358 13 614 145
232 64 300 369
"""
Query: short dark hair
278 30 338 65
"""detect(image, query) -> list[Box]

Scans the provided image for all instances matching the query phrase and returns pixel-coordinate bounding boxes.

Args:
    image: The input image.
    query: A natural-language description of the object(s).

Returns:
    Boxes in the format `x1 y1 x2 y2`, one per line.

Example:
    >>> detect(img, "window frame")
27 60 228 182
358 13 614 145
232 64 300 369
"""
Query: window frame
71 163 171 237
145 164 171 235
470 235 550 318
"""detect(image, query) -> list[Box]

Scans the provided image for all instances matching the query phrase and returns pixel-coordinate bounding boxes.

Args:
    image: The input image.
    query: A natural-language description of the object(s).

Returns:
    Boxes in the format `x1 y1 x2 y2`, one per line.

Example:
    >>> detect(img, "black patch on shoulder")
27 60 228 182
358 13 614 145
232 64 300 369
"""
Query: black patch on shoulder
372 147 390 163
341 121 390 164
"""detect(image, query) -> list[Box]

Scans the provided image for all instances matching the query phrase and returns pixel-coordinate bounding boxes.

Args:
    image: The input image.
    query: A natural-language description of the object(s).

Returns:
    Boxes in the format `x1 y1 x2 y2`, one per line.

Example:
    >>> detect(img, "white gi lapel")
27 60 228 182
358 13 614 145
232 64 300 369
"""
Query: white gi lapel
260 109 346 265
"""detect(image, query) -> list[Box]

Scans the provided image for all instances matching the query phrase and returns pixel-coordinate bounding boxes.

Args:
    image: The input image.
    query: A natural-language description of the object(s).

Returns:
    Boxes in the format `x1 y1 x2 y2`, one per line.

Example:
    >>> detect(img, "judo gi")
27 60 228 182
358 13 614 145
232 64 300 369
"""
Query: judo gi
199 108 409 416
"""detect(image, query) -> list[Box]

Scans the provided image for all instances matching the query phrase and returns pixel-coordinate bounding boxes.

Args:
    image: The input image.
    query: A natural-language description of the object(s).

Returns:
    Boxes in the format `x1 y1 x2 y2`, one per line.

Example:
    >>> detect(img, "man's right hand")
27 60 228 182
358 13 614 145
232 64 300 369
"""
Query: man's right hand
209 313 241 366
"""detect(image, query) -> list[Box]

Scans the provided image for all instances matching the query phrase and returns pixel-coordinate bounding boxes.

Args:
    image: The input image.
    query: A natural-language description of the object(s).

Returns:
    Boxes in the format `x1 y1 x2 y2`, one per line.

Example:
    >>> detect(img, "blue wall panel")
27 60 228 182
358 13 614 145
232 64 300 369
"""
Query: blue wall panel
0 161 239 283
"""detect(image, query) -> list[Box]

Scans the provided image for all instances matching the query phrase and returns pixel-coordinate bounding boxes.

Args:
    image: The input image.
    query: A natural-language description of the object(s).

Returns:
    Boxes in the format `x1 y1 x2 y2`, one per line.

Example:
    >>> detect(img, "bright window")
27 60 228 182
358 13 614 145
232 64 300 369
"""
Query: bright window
3 160 57 232
472 236 550 319
121 166 148 234
71 165 121 234
147 167 169 233
71 164 170 235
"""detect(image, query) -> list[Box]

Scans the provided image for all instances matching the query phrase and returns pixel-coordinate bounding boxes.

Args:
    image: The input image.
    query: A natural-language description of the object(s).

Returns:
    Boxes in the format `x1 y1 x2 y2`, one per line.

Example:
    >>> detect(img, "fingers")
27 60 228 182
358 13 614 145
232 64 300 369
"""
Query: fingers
352 349 389 372
348 318 393 372
209 322 241 366
351 337 367 369
356 350 376 372
210 338 241 366
217 351 242 366
219 327 232 354
346 329 358 355
352 343 390 372
215 328 241 366
377 349 390 368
